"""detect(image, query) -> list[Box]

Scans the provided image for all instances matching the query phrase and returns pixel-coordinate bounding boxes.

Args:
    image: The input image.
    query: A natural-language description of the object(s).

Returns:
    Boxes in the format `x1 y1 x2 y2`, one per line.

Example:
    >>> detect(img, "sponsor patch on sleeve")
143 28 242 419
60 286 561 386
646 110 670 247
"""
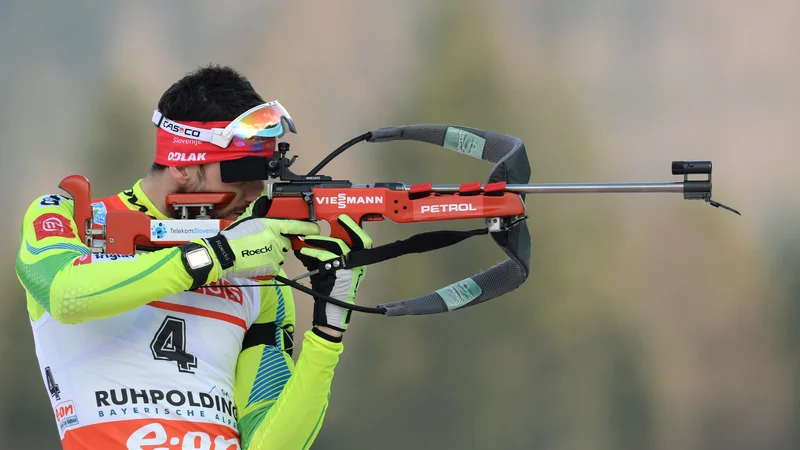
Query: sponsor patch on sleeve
38 194 70 208
33 213 76 241
55 400 79 433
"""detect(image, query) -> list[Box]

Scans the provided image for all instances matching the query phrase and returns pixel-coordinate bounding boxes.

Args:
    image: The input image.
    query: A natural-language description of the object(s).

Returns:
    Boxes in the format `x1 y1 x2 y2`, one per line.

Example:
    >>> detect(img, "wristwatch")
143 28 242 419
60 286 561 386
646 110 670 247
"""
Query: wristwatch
180 243 214 290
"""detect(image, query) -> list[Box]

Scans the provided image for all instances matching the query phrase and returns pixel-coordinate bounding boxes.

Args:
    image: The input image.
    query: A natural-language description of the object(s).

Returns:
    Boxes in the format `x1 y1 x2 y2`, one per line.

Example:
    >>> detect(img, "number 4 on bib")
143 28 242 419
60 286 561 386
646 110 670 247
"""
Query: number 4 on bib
150 316 198 373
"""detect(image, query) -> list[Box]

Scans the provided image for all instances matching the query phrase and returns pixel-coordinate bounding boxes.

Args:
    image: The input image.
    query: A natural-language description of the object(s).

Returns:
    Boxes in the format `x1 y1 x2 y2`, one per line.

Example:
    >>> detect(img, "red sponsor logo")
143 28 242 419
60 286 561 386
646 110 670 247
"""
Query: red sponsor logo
33 213 75 240
55 401 75 421
195 279 244 305
55 400 79 432
61 419 240 450
72 253 137 266
126 422 240 450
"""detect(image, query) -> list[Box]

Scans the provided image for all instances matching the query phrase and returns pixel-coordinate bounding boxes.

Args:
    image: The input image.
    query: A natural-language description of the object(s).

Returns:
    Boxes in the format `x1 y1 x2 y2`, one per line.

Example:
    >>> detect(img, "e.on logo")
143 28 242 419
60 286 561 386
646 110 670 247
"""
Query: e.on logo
127 423 240 450
54 400 79 432
55 402 74 421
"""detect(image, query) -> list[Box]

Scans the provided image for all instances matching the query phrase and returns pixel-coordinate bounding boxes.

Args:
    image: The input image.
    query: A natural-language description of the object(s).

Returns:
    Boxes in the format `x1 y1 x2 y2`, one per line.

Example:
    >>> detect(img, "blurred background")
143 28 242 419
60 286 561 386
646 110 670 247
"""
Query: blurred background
2 0 798 449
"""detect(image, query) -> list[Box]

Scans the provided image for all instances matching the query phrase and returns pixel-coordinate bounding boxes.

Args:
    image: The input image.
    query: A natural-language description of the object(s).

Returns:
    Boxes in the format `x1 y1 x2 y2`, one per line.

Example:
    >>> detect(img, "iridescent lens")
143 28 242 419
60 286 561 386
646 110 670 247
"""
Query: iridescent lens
230 101 296 139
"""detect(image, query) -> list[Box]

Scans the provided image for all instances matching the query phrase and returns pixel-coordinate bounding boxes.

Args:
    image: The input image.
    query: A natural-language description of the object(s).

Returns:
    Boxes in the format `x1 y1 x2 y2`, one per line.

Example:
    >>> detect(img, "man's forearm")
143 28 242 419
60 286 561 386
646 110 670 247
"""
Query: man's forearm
16 193 202 324
17 245 195 324
237 330 344 450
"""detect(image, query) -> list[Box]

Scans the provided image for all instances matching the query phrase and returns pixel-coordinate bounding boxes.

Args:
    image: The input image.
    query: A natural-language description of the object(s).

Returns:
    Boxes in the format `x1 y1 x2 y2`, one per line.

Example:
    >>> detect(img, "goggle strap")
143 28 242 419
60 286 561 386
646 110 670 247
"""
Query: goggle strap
152 110 217 143
151 110 165 127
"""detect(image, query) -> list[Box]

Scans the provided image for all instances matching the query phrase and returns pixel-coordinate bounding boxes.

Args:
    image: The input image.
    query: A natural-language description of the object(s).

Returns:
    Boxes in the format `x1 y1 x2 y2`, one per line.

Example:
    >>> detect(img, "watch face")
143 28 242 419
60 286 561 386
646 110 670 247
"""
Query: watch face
186 248 212 269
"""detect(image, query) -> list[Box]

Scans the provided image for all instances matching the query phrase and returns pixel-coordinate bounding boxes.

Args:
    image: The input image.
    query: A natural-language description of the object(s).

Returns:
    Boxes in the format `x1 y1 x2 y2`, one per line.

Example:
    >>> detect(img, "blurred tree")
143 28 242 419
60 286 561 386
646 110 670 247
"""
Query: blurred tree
0 268 57 450
78 68 156 197
764 213 800 449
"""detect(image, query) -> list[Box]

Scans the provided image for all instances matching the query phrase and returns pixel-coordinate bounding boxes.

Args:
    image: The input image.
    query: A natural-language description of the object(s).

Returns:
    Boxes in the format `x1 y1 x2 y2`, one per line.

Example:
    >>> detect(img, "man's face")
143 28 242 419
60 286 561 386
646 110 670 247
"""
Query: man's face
178 162 265 221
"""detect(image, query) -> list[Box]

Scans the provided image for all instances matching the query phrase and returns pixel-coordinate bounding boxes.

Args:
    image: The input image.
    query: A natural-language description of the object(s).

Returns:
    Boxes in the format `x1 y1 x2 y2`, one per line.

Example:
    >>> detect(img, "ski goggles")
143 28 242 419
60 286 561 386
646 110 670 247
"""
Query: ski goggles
151 100 297 147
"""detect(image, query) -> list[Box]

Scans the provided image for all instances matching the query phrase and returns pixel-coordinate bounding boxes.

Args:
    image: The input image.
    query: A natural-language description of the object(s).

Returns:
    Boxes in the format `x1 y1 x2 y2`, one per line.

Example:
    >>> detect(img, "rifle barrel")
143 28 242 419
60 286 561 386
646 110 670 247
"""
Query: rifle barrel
417 182 686 194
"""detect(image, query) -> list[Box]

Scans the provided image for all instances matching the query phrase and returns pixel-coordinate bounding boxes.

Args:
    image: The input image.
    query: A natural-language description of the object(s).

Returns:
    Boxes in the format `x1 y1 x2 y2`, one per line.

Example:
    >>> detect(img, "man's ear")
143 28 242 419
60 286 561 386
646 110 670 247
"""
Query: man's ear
168 165 192 187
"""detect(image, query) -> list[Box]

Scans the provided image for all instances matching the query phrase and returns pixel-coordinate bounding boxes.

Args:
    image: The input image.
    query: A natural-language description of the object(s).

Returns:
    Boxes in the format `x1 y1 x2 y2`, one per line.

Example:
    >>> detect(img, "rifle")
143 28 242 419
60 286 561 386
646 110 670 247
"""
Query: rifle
58 125 739 317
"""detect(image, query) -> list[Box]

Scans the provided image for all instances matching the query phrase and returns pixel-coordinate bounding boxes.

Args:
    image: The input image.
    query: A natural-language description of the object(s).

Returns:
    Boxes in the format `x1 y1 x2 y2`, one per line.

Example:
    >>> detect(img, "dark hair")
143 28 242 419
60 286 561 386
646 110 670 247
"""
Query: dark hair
150 64 265 173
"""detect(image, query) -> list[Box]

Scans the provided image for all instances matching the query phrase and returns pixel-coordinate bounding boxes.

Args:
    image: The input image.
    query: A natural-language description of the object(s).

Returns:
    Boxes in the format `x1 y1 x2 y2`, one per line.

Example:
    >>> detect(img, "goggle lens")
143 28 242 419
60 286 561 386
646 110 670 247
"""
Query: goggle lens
230 101 296 139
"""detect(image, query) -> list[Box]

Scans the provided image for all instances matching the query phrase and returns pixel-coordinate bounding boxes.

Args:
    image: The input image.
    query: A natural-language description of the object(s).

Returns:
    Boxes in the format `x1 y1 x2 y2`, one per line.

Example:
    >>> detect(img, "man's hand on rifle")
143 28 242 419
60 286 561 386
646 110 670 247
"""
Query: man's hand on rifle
295 215 373 340
199 217 321 279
